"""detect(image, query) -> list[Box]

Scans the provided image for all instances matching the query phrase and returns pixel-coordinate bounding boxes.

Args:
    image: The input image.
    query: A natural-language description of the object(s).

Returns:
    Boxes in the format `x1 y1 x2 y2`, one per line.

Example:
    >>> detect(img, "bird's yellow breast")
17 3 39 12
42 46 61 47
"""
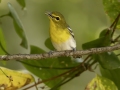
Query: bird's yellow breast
49 21 70 44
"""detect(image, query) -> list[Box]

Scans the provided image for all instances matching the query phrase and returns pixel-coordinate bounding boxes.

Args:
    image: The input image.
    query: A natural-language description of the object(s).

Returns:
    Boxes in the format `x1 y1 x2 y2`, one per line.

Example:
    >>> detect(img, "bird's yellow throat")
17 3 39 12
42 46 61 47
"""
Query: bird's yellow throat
49 19 70 44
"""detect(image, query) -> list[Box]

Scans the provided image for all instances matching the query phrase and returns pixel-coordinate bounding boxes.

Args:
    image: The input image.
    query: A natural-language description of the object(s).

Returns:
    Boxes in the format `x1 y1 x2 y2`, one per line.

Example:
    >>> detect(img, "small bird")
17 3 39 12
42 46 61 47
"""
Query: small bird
45 11 76 51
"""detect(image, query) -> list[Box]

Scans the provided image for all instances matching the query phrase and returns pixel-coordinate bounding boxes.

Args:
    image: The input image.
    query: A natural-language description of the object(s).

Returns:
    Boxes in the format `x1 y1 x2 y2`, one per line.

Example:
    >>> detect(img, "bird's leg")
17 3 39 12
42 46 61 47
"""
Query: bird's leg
48 50 55 55
72 48 82 59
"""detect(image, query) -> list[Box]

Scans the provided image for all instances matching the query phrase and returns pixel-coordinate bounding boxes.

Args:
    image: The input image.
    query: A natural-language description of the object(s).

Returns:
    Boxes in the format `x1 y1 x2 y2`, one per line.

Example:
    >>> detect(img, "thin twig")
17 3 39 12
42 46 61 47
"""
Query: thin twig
111 13 120 37
50 56 90 90
23 62 87 90
0 43 120 61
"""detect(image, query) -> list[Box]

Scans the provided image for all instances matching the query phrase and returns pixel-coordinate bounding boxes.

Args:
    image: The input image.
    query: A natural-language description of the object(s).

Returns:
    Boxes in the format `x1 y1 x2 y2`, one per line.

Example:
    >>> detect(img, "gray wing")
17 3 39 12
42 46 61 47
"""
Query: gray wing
67 26 75 38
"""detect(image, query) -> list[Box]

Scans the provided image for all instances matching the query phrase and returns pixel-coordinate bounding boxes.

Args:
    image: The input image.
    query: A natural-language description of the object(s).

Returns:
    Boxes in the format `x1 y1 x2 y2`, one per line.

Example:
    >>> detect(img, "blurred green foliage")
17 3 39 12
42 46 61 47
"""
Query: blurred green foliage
0 28 6 55
103 0 120 29
16 0 25 9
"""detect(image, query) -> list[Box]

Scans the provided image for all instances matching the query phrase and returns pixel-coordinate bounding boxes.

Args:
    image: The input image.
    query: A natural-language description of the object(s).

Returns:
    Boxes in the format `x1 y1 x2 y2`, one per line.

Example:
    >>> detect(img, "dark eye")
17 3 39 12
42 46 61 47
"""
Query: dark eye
56 17 60 20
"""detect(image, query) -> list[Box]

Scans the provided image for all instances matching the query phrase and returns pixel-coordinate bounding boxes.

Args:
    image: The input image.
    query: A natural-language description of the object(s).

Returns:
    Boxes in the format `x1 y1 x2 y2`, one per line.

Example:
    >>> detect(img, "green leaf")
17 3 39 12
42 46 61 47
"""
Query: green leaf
85 74 118 90
21 45 61 89
7 3 28 49
103 0 120 29
94 52 120 70
20 45 79 89
100 66 120 90
0 28 6 55
45 38 54 50
16 0 26 9
82 29 111 49
82 29 120 70
0 27 7 65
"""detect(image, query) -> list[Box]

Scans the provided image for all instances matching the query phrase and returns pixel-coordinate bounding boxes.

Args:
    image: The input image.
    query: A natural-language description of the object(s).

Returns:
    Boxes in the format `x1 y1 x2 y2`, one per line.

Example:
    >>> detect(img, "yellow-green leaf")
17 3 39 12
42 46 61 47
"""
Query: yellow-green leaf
85 75 118 90
0 67 34 90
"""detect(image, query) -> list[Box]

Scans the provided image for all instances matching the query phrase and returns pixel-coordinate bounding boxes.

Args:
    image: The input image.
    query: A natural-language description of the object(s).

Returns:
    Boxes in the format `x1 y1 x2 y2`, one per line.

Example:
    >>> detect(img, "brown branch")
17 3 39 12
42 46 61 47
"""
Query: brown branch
0 43 120 61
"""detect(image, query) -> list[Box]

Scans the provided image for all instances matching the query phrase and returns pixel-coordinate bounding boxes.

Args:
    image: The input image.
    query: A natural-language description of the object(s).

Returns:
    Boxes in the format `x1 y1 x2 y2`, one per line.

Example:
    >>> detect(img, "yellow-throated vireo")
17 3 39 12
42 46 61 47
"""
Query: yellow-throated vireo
45 11 82 62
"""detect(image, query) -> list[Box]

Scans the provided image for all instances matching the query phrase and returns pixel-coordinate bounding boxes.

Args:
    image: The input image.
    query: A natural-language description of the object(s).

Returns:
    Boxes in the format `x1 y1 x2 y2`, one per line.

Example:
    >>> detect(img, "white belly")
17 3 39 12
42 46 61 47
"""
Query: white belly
51 36 76 51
